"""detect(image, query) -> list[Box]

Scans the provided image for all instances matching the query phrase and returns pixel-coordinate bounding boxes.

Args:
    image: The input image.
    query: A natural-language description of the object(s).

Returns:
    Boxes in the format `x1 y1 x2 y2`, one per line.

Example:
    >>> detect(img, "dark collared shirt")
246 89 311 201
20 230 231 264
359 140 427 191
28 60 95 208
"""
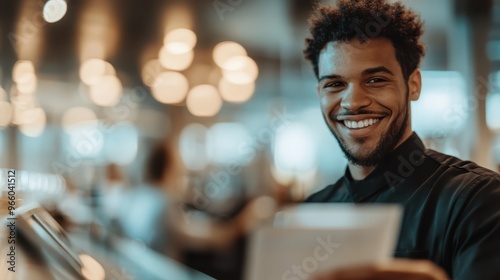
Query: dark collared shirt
305 133 500 280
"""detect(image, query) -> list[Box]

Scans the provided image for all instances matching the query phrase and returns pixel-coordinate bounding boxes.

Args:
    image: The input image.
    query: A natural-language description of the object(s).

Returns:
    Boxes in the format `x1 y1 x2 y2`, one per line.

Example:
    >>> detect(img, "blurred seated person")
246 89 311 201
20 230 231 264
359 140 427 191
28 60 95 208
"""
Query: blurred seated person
159 159 277 279
117 144 171 255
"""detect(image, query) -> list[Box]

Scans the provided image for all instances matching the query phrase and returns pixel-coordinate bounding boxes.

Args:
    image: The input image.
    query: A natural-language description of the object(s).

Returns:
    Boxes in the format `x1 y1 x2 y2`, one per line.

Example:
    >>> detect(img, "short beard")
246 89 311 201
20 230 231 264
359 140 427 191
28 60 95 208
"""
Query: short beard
324 91 409 167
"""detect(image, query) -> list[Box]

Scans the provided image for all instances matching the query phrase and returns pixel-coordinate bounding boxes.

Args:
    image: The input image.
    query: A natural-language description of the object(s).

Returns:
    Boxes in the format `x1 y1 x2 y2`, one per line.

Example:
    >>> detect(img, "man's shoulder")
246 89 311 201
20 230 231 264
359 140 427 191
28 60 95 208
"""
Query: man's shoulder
424 148 500 197
425 149 498 177
425 149 499 179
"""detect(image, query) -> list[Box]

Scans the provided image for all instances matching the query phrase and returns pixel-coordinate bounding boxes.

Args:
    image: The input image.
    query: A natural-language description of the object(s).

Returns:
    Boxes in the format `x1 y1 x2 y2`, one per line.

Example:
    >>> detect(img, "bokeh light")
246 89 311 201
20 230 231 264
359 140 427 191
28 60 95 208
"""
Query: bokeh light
164 28 197 54
19 108 46 137
274 123 317 173
222 56 259 84
43 0 68 23
88 75 122 107
218 77 255 103
151 72 189 104
213 41 247 68
158 47 194 71
13 60 35 84
80 59 116 85
186 85 222 117
16 76 37 94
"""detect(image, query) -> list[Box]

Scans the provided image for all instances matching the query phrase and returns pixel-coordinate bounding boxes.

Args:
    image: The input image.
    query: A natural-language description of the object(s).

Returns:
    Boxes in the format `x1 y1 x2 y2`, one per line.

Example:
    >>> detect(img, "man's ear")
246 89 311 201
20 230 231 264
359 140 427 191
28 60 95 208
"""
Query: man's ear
408 69 421 101
316 83 321 97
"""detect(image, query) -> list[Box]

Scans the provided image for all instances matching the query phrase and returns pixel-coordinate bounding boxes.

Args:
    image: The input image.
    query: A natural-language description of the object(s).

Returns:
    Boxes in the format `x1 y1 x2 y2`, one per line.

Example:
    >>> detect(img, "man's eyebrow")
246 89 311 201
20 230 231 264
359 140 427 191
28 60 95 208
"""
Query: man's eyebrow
362 66 394 76
318 74 343 83
318 67 394 83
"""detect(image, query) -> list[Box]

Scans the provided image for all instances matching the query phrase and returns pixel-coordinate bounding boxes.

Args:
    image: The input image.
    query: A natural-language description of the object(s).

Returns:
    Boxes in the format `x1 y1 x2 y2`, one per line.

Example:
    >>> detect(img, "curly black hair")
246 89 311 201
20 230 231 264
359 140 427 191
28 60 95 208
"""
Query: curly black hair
304 0 425 81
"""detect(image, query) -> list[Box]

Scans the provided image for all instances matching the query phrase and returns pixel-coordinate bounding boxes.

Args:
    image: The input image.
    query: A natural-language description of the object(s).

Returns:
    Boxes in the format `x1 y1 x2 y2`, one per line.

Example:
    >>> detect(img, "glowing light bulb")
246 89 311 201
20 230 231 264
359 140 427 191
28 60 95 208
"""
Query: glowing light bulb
80 59 116 85
158 47 194 71
164 28 197 54
88 75 122 107
213 41 247 68
218 77 255 103
222 56 258 84
43 0 68 23
151 72 189 104
186 85 222 117
13 61 35 84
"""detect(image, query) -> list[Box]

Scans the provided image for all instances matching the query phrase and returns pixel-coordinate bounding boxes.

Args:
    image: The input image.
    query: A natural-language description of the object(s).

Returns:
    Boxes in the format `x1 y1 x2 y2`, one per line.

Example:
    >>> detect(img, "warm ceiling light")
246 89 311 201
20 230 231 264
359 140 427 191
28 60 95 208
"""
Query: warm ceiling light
158 47 194 71
89 75 122 107
16 75 37 94
222 56 259 84
80 59 116 85
213 41 247 69
13 60 35 84
218 77 255 103
164 28 197 54
152 72 189 104
62 106 98 132
141 59 163 87
19 107 46 137
43 0 68 23
186 85 222 117
0 101 13 128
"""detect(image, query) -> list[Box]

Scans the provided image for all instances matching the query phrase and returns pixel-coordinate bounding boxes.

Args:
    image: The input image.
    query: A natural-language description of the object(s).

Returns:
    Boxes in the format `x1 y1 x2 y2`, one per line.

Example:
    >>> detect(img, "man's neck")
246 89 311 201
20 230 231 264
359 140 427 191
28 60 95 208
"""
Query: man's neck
348 164 376 181
347 131 414 181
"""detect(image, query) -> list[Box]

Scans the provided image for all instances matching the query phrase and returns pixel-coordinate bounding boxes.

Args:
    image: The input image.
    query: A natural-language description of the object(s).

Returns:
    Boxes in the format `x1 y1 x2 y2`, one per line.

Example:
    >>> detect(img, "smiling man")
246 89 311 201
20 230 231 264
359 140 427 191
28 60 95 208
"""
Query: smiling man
303 1 500 280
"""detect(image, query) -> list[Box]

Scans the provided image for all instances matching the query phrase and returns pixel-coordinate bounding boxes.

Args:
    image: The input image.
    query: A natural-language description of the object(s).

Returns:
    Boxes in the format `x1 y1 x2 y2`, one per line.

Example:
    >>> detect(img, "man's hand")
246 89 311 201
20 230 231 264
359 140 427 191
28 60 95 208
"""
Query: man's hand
313 259 449 280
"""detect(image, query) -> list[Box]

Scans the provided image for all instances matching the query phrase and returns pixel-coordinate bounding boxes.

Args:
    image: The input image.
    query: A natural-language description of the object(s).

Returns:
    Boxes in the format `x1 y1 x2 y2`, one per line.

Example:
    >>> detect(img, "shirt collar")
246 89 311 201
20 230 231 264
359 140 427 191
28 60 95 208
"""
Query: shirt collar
343 132 426 202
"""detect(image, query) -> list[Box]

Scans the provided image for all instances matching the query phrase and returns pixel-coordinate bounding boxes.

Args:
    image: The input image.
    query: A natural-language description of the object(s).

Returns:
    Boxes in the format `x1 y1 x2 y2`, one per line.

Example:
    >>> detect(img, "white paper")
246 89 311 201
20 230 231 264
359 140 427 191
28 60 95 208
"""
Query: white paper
245 203 402 280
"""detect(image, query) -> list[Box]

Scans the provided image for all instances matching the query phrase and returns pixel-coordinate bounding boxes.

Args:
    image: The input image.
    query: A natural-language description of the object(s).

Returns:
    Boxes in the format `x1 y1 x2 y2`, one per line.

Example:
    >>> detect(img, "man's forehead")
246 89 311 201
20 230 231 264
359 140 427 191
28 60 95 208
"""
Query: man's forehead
318 38 398 75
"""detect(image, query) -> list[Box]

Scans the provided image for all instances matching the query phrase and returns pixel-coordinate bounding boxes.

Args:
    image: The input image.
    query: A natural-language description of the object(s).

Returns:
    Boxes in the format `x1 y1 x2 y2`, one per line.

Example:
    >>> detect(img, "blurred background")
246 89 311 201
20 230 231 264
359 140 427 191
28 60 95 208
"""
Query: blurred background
0 0 499 279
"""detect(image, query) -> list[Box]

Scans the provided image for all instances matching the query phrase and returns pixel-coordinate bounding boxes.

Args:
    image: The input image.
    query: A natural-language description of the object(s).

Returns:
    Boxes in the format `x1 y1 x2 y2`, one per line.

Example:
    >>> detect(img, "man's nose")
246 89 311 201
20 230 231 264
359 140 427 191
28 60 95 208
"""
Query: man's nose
340 84 371 112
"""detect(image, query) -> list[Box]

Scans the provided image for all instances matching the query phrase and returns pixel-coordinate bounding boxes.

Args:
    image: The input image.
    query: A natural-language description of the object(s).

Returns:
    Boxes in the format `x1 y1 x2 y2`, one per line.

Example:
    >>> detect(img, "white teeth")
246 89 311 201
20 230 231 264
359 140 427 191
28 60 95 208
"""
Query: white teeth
343 118 380 129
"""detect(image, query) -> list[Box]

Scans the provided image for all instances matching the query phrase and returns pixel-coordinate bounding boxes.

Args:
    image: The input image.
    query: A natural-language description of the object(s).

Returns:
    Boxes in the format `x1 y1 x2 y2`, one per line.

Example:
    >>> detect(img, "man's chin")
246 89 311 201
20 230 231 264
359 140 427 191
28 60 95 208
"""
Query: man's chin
346 152 378 166
343 142 384 167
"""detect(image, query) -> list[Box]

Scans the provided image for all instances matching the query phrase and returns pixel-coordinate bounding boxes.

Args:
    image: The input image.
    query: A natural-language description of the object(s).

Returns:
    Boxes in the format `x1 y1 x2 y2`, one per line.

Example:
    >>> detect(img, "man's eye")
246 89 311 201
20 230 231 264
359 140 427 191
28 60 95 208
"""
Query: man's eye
367 78 386 83
325 82 344 88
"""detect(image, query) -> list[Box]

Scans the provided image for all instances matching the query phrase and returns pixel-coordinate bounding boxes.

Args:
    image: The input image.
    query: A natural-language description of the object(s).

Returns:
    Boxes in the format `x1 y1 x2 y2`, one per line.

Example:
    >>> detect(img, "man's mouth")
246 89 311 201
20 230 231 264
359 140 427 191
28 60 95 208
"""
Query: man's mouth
343 118 381 129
